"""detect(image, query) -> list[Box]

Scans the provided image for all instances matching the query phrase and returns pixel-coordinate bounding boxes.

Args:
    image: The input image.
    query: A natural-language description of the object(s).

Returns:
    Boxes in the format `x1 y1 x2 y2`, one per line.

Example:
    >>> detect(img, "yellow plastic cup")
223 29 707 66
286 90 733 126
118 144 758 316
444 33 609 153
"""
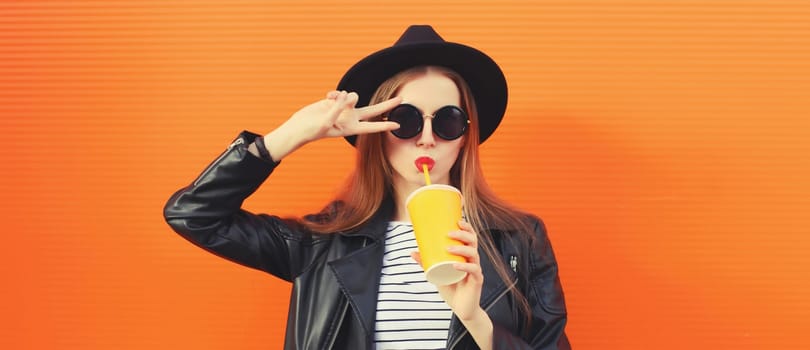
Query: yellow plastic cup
405 184 467 286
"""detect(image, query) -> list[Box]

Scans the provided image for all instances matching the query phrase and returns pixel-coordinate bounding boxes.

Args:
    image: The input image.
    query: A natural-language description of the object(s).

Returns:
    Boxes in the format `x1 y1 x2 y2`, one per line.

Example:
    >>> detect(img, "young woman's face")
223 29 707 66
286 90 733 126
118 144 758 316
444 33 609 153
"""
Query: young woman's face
383 72 465 192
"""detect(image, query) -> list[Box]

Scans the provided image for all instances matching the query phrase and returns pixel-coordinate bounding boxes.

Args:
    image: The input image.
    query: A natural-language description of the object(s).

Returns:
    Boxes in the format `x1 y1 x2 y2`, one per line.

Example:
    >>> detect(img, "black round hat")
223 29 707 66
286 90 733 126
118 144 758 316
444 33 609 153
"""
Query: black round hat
337 25 508 146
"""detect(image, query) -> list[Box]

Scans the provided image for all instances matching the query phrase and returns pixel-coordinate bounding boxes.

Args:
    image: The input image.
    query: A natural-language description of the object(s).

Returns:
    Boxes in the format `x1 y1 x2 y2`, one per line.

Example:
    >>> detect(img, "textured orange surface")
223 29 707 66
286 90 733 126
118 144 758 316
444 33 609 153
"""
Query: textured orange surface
2 1 809 349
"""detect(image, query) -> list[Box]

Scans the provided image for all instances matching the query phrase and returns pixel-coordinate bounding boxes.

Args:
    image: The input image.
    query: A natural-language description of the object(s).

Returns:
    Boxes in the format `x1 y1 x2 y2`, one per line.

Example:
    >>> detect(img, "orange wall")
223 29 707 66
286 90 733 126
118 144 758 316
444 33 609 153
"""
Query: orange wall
2 1 809 349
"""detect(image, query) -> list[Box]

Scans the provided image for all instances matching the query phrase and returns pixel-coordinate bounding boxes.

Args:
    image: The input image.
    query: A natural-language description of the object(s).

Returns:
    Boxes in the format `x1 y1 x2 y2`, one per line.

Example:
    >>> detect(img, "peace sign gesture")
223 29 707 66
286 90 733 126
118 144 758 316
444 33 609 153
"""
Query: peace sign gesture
258 91 402 161
311 90 402 140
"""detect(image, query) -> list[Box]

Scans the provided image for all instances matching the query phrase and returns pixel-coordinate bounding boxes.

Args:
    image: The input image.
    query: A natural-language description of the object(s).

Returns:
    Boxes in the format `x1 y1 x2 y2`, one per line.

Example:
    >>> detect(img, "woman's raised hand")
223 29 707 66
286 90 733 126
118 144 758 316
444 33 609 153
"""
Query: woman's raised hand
260 91 401 161
291 90 401 143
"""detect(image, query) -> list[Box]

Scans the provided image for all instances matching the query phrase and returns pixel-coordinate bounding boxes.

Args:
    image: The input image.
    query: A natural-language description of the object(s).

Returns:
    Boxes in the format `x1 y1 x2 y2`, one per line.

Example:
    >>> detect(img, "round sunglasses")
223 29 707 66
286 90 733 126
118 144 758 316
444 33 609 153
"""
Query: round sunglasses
382 104 470 141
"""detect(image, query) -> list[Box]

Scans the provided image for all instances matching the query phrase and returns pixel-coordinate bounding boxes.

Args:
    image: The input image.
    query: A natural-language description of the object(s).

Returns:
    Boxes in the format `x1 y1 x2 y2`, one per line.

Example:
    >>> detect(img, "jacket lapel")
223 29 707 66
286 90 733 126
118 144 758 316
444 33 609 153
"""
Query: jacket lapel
479 243 514 307
327 202 392 343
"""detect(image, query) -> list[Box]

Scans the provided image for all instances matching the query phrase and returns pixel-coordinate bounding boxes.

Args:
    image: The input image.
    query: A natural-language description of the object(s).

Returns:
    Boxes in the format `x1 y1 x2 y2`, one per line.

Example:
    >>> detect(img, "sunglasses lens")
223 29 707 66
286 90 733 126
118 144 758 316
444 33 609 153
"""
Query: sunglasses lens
387 105 422 139
433 106 468 140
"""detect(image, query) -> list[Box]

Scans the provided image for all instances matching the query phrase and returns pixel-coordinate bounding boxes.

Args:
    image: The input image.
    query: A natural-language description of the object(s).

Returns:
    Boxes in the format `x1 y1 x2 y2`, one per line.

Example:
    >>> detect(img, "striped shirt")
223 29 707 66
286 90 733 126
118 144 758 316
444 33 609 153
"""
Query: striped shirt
374 221 452 349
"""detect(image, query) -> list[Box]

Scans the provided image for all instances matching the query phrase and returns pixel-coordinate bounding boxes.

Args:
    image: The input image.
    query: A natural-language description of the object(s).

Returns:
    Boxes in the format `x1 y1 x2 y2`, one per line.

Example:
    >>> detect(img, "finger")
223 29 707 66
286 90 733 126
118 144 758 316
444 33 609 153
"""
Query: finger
326 90 340 100
458 220 474 232
457 221 478 246
447 245 480 263
448 230 477 246
344 91 359 109
450 228 477 249
356 95 403 120
453 263 483 282
349 121 400 135
411 251 422 265
326 91 348 121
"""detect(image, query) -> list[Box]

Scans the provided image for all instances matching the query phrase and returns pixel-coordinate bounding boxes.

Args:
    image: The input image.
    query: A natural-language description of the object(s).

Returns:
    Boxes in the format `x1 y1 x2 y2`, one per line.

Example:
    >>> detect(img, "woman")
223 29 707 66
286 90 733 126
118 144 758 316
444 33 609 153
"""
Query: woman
164 25 570 349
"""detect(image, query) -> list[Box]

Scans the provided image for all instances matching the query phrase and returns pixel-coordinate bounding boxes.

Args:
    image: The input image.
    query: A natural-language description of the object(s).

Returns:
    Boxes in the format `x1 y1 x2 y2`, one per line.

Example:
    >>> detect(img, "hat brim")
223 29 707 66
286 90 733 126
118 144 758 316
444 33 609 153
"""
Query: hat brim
337 42 507 146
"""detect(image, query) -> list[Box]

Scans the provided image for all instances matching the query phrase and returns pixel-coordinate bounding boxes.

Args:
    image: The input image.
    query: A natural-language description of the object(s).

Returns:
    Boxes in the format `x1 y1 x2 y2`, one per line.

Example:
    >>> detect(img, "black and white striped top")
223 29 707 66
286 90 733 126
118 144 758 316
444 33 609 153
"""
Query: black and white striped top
374 221 452 349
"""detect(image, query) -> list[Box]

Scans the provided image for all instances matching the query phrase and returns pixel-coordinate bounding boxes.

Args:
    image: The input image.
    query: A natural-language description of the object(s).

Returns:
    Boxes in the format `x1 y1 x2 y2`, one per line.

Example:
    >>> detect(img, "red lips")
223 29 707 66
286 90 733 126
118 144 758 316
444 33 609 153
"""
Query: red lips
415 156 435 172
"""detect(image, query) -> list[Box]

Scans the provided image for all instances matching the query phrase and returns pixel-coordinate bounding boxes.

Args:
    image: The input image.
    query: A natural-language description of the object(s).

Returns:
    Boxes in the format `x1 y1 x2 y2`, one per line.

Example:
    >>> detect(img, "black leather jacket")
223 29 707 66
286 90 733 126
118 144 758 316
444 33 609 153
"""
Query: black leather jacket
164 131 570 349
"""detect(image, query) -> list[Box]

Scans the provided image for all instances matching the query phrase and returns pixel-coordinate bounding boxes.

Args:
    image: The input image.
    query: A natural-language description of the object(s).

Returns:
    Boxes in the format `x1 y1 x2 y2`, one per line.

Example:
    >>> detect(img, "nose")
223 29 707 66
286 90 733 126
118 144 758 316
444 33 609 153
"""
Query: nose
416 116 436 148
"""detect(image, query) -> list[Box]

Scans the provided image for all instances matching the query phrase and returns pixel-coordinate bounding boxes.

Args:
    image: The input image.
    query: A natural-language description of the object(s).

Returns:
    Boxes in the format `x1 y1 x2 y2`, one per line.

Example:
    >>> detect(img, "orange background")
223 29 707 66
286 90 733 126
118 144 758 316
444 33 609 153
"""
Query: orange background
2 1 809 349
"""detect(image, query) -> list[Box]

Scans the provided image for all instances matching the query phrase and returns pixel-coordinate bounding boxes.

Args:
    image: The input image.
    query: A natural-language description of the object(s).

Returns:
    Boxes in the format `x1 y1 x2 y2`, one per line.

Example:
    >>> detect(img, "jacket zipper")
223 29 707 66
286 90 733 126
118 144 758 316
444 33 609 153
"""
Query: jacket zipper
447 279 518 349
193 137 245 186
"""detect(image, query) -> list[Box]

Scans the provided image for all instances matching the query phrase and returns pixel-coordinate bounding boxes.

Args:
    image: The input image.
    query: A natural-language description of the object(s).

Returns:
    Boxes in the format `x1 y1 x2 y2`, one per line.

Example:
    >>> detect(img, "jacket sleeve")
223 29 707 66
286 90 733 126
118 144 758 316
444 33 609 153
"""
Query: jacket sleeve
492 218 571 350
163 130 330 282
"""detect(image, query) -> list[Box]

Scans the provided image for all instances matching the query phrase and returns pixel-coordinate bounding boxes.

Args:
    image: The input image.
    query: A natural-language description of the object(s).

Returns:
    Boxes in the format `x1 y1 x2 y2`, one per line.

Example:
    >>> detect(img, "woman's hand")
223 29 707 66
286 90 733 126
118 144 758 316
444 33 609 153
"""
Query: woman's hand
312 91 402 140
411 220 486 321
412 220 494 349
261 91 401 161
289 90 401 142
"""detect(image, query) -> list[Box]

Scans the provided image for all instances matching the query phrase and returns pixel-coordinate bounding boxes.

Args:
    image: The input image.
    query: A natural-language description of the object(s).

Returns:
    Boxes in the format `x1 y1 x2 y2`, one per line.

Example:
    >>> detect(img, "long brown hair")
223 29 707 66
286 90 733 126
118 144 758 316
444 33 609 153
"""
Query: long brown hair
305 66 533 318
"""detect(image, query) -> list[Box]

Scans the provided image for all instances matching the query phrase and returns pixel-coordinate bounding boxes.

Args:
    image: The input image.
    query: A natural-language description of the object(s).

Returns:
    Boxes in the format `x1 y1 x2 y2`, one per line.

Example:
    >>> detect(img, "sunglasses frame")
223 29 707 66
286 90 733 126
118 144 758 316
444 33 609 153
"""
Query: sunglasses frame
382 104 470 141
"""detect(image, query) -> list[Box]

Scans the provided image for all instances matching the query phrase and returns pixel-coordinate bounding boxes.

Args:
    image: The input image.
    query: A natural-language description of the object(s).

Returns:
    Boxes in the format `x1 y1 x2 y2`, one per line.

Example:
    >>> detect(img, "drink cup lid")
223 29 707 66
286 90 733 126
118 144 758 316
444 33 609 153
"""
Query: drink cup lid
404 184 462 206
